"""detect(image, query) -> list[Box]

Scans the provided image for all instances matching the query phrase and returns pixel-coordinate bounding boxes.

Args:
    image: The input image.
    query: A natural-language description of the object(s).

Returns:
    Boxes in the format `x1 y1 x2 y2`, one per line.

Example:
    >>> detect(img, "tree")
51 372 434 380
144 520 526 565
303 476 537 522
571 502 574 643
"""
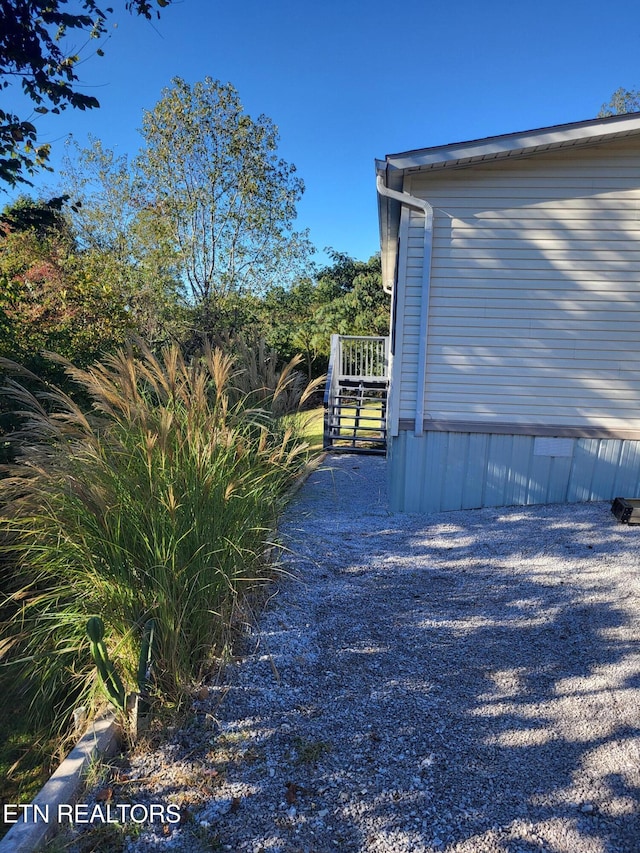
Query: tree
59 137 185 347
263 278 323 380
138 77 311 310
313 251 389 341
261 252 390 379
0 192 70 236
0 196 135 378
598 88 640 118
0 0 172 188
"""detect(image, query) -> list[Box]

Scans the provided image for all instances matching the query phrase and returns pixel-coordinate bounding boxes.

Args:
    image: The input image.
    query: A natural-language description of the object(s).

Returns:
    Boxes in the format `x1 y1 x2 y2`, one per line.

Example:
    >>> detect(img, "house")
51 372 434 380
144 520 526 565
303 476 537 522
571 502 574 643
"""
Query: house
376 113 640 512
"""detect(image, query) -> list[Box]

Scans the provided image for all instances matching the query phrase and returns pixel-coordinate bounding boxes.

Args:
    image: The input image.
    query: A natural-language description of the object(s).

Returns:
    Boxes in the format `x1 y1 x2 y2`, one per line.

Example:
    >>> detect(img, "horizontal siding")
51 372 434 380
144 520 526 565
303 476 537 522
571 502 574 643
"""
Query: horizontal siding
389 430 640 513
403 138 640 430
428 354 640 374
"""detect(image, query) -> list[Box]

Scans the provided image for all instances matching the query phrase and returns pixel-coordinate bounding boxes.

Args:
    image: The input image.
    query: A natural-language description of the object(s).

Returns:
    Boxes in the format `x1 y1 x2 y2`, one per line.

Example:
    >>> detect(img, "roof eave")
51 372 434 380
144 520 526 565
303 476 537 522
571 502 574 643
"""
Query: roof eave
376 112 640 295
385 112 640 172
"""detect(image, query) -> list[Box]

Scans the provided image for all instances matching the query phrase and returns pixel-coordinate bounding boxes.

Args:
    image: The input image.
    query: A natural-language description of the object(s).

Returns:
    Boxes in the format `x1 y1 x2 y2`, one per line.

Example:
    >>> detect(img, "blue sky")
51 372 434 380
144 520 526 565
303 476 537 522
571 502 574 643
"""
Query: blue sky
5 0 640 266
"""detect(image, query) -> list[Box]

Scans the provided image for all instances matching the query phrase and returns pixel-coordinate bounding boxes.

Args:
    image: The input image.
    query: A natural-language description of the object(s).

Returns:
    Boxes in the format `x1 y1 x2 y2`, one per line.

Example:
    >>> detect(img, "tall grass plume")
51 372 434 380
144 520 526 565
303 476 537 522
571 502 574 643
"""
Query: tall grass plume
0 340 321 731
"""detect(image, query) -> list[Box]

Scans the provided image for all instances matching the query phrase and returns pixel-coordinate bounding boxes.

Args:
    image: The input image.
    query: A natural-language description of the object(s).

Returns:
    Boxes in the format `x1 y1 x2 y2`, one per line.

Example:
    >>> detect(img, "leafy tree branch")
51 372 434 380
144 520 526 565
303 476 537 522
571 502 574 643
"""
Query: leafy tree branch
0 0 172 188
598 88 640 118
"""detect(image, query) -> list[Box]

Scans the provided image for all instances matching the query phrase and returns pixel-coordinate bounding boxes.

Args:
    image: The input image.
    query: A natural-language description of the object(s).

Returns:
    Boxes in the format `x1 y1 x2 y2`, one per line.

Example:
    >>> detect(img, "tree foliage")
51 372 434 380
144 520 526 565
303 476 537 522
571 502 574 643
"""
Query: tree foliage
0 74 388 385
0 196 135 378
48 78 313 352
138 77 310 306
597 88 640 118
0 192 70 236
0 0 172 188
262 252 389 379
60 138 185 347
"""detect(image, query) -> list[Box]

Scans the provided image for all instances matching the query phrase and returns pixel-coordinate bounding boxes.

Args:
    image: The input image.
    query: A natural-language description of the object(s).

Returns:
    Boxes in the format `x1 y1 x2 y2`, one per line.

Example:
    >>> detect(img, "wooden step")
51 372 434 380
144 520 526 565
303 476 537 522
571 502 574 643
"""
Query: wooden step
323 373 389 455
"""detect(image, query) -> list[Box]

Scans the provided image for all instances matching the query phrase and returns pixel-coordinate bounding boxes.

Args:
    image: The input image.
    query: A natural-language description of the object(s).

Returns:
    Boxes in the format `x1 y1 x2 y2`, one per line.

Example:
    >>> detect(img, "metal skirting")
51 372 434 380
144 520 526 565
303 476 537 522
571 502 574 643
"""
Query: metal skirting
388 429 640 513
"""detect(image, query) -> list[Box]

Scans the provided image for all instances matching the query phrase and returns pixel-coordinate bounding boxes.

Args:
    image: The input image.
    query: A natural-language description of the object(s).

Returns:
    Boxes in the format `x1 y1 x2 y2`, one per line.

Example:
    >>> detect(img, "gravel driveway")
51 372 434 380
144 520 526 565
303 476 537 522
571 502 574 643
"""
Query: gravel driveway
102 454 640 853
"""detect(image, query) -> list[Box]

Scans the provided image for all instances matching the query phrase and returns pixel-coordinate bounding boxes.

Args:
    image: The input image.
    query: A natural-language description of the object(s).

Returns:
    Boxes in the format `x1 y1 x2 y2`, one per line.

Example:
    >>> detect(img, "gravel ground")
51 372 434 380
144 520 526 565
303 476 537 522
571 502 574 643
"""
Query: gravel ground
73 454 640 853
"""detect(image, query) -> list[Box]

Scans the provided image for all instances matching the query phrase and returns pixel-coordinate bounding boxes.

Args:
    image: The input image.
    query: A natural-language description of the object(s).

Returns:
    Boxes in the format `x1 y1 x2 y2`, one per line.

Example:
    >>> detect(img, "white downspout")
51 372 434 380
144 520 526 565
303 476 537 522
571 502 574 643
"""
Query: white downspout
376 174 433 436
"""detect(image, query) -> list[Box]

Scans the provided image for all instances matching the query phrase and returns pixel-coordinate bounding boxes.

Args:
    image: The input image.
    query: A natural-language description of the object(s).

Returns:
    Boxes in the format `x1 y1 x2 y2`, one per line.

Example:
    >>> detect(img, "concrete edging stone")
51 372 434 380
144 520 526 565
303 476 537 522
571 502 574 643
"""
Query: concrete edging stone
0 713 120 853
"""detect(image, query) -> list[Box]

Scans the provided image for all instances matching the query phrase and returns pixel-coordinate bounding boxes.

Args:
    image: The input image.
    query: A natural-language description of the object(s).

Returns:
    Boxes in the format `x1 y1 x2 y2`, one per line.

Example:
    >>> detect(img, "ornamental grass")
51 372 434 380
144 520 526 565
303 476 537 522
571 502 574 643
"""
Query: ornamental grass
0 340 320 731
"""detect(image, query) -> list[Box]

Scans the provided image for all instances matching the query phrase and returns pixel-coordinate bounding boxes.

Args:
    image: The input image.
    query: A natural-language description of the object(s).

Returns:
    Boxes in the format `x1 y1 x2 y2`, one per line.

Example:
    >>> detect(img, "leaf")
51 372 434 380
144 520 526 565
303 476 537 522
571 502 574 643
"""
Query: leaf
95 787 114 802
285 781 298 804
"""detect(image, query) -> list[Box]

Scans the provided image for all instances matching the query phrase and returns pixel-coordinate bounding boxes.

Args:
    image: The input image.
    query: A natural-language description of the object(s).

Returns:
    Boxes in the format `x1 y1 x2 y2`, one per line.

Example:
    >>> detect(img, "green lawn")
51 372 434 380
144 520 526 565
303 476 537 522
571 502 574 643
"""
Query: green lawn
298 406 324 450
0 675 57 838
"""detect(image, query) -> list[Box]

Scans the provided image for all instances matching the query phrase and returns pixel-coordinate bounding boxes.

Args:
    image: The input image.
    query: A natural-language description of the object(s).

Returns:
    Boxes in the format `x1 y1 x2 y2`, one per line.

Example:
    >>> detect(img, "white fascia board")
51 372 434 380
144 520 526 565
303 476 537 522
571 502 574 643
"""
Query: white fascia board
385 113 640 172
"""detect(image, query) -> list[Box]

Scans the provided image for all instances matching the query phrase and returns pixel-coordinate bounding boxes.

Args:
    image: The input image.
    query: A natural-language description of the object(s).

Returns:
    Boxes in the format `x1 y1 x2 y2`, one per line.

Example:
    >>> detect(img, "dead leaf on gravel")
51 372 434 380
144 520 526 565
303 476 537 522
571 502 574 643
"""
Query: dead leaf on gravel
95 787 113 802
285 781 299 804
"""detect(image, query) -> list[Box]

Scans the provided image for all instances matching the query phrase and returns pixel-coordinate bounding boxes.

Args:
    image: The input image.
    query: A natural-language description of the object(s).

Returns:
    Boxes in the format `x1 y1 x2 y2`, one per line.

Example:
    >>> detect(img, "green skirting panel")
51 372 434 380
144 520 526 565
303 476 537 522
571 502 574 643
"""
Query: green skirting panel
388 430 640 513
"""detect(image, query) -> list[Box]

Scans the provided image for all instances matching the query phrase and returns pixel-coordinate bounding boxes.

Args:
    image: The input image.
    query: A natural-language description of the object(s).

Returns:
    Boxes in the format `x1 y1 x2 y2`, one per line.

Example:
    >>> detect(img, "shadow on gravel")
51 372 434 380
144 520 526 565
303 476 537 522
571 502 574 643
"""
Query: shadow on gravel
338 508 638 849
212 458 640 853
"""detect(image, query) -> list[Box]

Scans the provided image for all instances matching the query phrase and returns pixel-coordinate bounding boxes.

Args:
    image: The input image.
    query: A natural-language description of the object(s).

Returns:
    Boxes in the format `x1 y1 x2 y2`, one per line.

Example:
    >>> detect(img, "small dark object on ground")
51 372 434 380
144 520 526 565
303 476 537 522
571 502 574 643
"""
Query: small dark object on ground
611 497 640 524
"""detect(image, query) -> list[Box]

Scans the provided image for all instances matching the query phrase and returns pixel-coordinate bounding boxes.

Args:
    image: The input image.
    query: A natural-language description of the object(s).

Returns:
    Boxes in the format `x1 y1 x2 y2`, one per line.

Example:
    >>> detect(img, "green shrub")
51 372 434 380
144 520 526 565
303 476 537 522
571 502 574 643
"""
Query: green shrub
0 340 318 731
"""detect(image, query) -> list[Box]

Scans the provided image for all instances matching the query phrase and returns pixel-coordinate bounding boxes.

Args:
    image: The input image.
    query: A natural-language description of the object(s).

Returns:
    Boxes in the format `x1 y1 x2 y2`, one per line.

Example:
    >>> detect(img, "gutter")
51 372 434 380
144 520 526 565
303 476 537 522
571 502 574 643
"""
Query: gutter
375 172 434 436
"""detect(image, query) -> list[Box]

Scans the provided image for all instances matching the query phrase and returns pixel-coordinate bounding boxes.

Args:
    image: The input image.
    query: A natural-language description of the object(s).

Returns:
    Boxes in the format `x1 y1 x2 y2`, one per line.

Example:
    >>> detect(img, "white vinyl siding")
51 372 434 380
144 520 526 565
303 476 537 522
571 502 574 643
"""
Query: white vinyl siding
400 138 640 431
